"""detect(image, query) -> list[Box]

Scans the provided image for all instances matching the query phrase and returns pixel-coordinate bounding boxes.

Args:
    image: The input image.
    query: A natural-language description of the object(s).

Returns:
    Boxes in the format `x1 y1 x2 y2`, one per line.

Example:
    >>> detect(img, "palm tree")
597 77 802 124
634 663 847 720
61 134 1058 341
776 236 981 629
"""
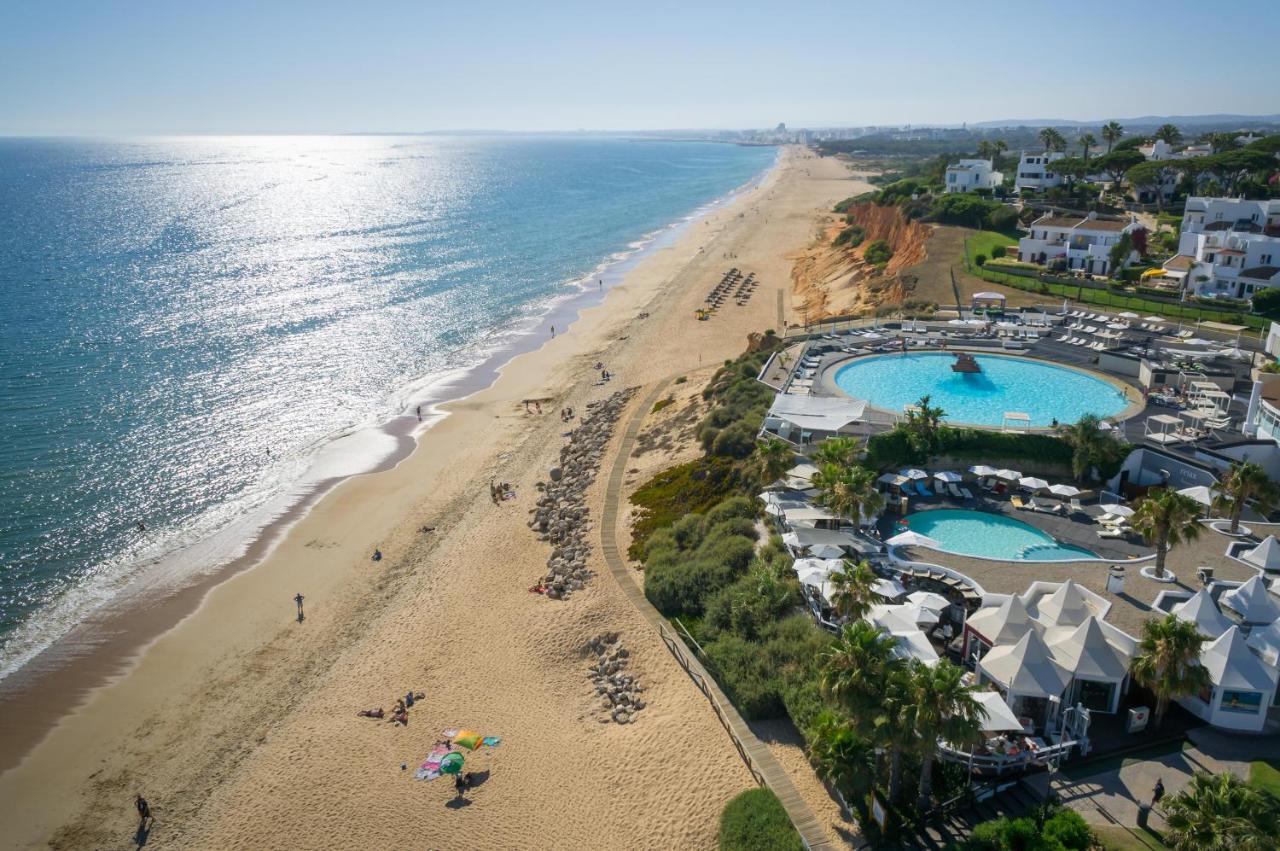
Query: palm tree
808 712 879 803
827 558 883 622
1161 770 1280 850
1212 461 1279 535
1056 413 1110 482
992 139 1008 172
1078 132 1097 162
1038 127 1067 152
975 140 995 163
1131 614 1211 728
1133 489 1204 579
1204 131 1241 154
1102 121 1124 153
1155 123 1183 146
813 463 884 527
810 435 862 468
903 394 946 459
901 660 987 811
751 437 795 489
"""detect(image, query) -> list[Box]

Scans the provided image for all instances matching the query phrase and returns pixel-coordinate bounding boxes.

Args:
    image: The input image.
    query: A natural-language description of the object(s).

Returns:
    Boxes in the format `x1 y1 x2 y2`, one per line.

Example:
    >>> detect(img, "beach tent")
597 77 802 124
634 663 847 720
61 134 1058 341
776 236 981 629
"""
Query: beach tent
1194 627 1279 732
1221 575 1280 625
979 631 1072 718
969 465 999 477
869 606 939 666
886 530 941 549
1242 536 1280 572
1031 579 1095 628
975 691 1025 732
1173 589 1234 639
1050 617 1133 713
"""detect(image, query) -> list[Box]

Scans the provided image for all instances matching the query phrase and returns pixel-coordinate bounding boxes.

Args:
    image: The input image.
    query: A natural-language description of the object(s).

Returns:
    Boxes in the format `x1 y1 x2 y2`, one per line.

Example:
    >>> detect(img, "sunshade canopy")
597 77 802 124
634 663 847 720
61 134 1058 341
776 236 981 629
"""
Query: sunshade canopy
1049 484 1083 497
1242 536 1280 571
975 691 1025 732
886 530 941 549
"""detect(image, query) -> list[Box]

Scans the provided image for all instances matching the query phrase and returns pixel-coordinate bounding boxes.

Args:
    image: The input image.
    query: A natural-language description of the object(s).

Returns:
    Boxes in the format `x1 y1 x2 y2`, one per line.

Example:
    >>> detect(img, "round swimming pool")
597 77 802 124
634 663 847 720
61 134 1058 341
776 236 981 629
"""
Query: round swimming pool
833 352 1130 427
902 509 1097 561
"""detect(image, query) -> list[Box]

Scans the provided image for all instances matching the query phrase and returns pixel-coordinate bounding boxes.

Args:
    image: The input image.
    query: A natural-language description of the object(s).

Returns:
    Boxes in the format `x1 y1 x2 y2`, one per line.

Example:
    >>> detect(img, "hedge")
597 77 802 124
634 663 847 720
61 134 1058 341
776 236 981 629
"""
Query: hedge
865 426 1074 470
718 788 804 851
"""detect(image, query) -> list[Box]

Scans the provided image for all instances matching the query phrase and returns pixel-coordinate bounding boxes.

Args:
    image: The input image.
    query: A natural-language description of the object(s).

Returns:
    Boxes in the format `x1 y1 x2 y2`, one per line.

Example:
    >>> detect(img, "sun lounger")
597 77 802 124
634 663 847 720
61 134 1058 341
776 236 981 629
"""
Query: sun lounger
961 487 975 500
1097 527 1128 539
1069 498 1085 514
1011 495 1027 509
916 481 932 497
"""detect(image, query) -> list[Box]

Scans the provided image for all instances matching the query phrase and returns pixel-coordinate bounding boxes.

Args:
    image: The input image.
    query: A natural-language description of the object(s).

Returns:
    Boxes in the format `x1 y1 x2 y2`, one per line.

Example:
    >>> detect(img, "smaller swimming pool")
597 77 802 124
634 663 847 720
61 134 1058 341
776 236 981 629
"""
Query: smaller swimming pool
902 509 1097 561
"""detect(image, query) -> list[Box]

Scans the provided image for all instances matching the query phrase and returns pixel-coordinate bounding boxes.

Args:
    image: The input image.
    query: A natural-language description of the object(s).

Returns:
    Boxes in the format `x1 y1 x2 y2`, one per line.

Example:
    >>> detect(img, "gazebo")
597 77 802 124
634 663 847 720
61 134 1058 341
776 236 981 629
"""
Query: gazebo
1030 579 1095 628
1187 627 1279 732
972 291 1008 314
1143 414 1183 445
978 630 1072 729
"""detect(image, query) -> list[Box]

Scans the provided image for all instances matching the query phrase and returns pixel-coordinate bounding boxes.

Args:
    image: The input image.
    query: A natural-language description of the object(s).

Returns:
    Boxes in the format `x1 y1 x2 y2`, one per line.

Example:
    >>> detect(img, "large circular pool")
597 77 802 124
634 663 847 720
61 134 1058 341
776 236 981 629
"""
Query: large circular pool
902 509 1097 561
833 352 1130 427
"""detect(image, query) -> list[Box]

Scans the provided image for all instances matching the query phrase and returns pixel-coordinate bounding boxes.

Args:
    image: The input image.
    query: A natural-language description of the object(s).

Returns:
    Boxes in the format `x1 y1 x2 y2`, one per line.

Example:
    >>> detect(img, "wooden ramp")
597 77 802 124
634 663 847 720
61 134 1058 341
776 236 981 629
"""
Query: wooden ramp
599 378 837 850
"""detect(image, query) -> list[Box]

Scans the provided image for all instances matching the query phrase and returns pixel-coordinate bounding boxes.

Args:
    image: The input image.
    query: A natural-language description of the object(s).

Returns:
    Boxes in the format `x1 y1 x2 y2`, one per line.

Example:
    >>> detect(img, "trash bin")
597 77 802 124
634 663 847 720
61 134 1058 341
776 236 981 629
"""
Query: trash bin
1136 803 1150 829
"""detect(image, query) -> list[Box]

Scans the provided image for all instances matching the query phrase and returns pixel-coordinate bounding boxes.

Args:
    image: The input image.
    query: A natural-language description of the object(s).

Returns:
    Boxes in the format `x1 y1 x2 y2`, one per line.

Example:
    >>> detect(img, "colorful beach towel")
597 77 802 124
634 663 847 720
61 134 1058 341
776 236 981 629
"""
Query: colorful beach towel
414 744 453 781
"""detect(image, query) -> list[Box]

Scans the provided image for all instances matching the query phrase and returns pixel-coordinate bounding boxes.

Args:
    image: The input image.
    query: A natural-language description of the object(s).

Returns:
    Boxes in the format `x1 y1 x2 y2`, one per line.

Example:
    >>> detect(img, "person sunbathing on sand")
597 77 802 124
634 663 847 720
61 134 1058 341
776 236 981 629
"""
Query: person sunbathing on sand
357 708 384 719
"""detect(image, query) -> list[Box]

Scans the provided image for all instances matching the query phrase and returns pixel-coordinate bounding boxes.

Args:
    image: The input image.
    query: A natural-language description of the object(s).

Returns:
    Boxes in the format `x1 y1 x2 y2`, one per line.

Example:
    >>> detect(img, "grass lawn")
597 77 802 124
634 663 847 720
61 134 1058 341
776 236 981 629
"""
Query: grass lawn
1094 825 1169 851
964 230 1018 264
1249 759 1280 798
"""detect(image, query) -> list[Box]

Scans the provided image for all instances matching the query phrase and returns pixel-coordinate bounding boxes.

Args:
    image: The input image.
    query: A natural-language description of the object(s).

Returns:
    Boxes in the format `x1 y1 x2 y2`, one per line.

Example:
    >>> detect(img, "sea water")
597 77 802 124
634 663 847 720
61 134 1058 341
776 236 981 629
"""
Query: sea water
0 135 776 677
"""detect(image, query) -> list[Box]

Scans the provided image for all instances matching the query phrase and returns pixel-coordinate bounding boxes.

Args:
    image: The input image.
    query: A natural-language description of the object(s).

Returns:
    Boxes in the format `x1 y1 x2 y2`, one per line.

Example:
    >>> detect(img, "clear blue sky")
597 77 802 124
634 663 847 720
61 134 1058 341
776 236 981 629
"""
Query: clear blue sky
2 0 1278 135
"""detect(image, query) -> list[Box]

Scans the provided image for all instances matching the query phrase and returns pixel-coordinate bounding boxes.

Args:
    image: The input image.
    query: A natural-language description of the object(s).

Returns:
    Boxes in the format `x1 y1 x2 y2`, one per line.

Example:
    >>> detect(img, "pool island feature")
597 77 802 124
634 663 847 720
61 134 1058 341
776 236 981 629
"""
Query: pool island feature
901 509 1099 561
832 352 1133 428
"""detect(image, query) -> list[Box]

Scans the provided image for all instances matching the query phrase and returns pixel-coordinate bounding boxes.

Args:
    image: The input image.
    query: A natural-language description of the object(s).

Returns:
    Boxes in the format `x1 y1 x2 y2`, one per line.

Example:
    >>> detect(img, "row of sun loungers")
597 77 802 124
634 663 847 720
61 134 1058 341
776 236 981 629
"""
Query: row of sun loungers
1057 336 1110 351
897 566 983 604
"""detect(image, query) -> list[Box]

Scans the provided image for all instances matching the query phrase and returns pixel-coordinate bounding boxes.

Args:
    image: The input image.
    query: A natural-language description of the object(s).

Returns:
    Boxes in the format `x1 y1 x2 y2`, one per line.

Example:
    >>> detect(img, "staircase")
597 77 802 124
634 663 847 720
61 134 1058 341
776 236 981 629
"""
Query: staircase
900 778 1044 849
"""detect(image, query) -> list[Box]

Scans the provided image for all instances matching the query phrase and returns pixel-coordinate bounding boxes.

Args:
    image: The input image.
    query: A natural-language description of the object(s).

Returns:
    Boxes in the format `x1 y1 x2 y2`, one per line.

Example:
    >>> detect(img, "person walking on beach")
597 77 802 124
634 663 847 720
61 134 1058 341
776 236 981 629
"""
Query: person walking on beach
135 794 152 828
550 325 555 338
294 593 305 622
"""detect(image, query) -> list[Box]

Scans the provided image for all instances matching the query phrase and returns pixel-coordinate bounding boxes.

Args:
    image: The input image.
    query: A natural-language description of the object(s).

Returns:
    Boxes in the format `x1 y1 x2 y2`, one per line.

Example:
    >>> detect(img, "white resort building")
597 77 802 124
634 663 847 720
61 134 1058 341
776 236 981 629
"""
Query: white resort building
1163 197 1280 300
1013 150 1065 193
1017 212 1142 276
945 158 1003 193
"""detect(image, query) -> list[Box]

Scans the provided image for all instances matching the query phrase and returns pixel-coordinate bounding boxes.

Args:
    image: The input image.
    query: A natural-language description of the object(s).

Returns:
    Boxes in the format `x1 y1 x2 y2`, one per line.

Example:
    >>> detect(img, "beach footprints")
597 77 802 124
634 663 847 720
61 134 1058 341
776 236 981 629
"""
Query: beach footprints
529 387 638 600
586 632 645 724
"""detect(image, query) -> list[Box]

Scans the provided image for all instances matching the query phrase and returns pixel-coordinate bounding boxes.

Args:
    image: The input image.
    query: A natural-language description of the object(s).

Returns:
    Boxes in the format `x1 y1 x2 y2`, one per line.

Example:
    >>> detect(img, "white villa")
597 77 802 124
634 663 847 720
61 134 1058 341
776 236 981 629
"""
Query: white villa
1013 150 1066 193
1017 212 1142 276
1163 197 1280 299
945 158 1003 193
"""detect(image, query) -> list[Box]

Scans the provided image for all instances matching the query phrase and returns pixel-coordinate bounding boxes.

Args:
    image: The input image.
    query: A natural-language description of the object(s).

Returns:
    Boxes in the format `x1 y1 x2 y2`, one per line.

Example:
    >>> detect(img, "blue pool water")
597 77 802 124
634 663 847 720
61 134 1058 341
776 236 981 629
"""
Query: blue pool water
903 509 1097 561
833 352 1129 427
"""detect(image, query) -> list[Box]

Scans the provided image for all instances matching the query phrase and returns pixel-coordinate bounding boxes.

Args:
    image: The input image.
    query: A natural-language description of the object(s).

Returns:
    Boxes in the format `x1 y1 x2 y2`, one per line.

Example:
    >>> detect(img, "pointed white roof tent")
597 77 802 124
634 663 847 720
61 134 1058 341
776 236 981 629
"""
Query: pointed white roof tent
1033 579 1094 627
1173 589 1234 639
1201 626 1279 692
967 595 1034 646
1246 618 1280 668
1221 575 1280 625
1242 536 1280 571
1050 617 1132 681
979 630 1072 699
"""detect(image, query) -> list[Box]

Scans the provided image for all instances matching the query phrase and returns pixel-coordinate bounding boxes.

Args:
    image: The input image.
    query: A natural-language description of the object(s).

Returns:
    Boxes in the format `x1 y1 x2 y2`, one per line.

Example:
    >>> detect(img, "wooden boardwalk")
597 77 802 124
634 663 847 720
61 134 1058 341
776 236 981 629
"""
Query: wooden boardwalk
598 379 837 850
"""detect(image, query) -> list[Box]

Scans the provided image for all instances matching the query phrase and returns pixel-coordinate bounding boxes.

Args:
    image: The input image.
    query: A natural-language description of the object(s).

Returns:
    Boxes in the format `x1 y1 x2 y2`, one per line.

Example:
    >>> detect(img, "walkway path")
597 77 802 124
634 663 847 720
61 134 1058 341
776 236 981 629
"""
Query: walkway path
599 378 836 850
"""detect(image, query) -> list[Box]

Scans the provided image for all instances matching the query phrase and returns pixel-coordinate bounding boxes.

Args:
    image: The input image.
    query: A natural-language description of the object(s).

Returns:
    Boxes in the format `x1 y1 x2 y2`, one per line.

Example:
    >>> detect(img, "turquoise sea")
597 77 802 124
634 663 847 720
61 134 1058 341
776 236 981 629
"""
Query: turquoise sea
0 135 776 677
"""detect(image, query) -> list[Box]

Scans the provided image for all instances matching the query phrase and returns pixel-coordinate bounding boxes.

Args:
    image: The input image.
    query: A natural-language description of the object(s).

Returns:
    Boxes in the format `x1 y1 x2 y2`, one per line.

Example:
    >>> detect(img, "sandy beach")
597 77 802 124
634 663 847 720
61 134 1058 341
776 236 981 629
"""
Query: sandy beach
0 146 866 850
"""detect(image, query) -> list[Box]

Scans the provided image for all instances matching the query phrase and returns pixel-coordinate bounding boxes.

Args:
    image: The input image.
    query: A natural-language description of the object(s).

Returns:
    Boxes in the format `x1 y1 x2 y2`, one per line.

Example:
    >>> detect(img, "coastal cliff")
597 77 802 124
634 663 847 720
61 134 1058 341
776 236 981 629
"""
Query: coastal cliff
790 203 931 321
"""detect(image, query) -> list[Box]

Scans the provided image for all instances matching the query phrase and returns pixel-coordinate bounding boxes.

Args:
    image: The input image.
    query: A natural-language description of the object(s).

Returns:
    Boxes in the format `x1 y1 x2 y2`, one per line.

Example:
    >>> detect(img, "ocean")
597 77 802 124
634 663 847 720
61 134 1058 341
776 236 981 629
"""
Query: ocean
0 135 776 678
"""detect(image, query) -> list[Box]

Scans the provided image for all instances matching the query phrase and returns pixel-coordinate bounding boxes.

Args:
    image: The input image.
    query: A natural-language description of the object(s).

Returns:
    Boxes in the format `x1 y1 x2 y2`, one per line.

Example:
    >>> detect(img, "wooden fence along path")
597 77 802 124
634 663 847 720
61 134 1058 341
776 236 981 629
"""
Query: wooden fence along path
598 379 835 850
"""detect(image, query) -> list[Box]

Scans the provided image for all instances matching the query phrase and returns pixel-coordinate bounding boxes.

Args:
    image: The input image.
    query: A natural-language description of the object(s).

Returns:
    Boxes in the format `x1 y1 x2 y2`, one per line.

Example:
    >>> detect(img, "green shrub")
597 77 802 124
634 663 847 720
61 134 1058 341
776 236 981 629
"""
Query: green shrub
704 633 788 718
833 223 866 248
652 396 674 413
718 788 803 851
711 421 758 458
864 239 894 265
985 205 1019 232
975 253 987 267
644 555 742 617
628 457 746 558
702 497 759 530
991 245 1006 259
1042 809 1093 850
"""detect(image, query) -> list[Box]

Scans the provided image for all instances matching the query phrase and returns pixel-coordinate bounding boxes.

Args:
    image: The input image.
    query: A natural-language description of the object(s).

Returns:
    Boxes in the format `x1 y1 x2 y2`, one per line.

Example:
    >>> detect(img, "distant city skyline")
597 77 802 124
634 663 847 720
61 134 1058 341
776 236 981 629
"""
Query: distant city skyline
3 0 1279 136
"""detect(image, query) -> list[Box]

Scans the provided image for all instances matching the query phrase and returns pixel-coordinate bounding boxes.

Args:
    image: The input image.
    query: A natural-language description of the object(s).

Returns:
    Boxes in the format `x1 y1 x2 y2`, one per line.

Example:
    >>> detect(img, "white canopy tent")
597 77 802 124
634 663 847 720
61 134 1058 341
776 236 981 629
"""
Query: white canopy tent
1192 627 1279 732
979 631 1072 725
966 596 1034 649
886 530 942 549
1221 575 1280 625
1246 618 1280 668
1049 617 1134 713
1242 536 1280 572
1177 485 1219 507
974 691 1025 732
808 543 846 560
1029 579 1096 628
1173 589 1234 639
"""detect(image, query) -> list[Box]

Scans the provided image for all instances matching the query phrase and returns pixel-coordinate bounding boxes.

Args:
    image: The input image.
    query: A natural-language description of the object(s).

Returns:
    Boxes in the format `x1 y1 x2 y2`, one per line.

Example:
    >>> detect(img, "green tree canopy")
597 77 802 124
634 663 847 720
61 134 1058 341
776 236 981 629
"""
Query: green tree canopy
1132 614 1211 728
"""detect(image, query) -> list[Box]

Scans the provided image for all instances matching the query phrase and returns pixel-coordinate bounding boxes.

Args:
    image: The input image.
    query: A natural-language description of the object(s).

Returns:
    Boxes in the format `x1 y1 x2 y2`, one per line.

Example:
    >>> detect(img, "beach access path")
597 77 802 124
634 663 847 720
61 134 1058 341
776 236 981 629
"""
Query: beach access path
0 147 867 850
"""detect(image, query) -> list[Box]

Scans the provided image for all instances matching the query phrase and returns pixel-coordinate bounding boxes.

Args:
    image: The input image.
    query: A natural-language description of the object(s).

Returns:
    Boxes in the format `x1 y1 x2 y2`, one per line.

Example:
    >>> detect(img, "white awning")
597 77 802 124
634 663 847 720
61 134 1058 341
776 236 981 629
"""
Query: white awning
768 395 868 432
975 692 1025 732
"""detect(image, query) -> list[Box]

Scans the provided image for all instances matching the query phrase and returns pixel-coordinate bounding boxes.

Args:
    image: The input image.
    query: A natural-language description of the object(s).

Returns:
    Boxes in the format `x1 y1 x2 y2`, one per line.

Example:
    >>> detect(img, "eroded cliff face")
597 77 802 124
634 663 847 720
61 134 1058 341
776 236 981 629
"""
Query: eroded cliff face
790 204 931 322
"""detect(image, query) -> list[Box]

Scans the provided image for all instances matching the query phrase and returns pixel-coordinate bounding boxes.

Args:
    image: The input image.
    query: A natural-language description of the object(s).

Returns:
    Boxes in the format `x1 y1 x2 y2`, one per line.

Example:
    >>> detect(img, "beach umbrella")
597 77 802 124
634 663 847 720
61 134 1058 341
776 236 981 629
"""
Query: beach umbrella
1049 484 1082 498
886 530 942 549
1103 504 1135 518
901 603 941 627
907 590 952 612
969 465 999 477
933 471 963 483
874 577 908 600
439 752 465 775
452 731 484 750
901 468 929 480
1143 315 1164 322
994 468 1022 482
1118 312 1139 319
808 543 845 560
1018 476 1050 491
1177 485 1219 507
878 472 908 487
